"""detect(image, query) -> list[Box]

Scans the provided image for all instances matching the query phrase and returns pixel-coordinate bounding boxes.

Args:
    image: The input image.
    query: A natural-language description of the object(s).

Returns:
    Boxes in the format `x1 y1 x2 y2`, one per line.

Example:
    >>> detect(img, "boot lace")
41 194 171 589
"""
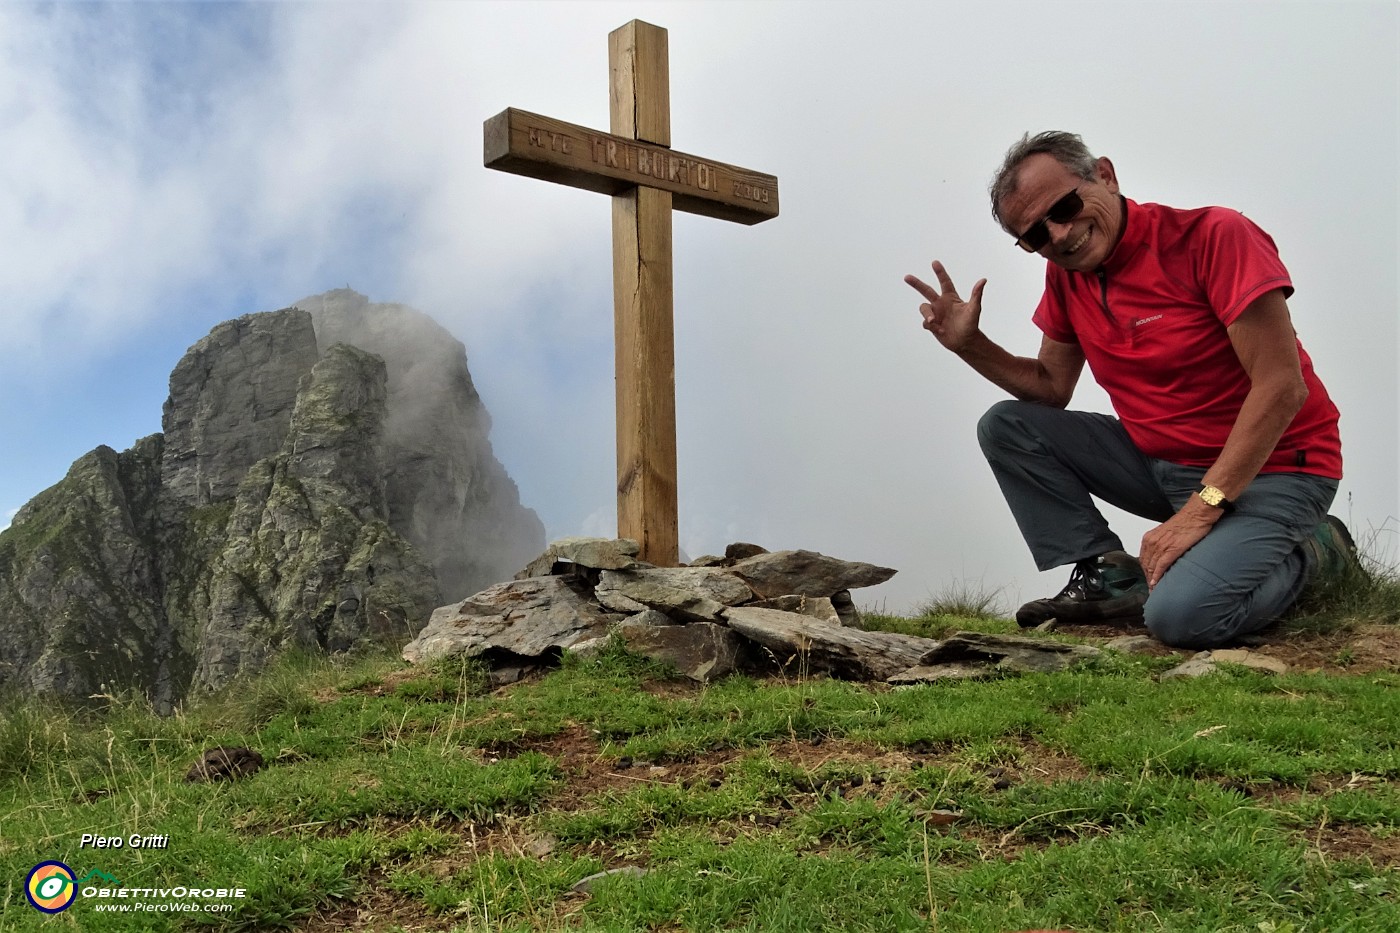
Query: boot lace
1055 560 1104 601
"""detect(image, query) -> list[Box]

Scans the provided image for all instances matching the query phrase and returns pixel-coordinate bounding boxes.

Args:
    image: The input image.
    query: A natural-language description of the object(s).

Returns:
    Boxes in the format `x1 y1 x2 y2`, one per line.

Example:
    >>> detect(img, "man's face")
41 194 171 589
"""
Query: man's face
999 153 1122 272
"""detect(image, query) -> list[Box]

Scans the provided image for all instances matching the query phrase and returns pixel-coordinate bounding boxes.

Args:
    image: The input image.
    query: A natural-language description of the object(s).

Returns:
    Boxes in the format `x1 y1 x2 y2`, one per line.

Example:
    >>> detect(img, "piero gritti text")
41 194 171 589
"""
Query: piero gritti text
79 833 170 850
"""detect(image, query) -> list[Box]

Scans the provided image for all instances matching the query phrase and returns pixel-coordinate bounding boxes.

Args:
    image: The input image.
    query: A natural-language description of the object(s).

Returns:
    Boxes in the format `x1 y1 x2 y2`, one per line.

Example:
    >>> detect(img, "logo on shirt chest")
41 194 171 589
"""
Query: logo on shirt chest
1133 313 1164 328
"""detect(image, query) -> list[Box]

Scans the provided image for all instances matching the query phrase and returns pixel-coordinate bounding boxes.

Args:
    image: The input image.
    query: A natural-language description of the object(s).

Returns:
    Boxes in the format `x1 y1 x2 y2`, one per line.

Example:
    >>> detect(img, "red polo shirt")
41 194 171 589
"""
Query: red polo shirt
1032 198 1342 479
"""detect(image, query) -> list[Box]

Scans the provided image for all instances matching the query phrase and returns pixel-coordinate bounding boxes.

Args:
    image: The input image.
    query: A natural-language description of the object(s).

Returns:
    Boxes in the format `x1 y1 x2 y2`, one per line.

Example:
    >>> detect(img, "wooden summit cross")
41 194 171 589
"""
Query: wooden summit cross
483 20 779 567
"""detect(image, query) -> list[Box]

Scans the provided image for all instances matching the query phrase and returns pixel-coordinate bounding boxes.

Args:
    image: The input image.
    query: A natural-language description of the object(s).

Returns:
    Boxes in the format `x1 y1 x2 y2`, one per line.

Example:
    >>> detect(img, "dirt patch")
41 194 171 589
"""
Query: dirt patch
1309 822 1400 868
1235 773 1400 804
998 736 1097 785
952 821 1088 862
639 678 707 700
300 870 441 933
1248 623 1400 675
1055 621 1400 676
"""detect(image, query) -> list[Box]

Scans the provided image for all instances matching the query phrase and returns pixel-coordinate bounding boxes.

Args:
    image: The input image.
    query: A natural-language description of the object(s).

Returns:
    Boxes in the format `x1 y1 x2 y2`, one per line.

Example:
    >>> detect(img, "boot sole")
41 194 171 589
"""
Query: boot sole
1016 593 1147 628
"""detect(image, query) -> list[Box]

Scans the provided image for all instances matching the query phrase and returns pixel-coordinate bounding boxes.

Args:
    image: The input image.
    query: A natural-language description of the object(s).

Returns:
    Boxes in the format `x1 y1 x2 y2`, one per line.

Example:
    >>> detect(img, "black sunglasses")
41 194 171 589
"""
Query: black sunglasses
1015 188 1084 252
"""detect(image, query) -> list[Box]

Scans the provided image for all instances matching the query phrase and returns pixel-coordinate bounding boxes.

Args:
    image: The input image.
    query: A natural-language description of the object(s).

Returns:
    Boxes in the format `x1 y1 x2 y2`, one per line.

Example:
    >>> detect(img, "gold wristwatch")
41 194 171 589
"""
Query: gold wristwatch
1197 484 1234 512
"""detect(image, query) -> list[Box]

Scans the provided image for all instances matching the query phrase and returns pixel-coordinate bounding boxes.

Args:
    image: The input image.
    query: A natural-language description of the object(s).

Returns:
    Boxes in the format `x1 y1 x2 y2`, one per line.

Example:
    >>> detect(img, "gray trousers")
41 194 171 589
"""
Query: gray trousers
977 400 1338 648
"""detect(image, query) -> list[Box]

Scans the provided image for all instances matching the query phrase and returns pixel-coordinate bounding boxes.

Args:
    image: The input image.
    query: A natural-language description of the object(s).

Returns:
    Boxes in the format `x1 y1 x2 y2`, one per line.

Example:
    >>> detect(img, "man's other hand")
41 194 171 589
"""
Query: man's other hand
1140 499 1225 588
905 261 987 354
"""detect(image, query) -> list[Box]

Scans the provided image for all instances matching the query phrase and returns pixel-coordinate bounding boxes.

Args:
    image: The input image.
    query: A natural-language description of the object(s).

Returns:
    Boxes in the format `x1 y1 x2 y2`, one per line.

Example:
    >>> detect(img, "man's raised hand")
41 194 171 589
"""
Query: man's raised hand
904 261 987 354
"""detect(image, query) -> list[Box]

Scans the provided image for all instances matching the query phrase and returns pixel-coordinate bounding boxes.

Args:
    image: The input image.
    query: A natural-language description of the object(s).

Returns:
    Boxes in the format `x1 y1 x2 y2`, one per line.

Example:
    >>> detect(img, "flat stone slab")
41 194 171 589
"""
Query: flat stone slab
750 595 842 626
1209 649 1288 673
596 567 754 622
888 664 993 685
723 605 937 680
728 549 896 599
920 631 1102 674
1103 635 1161 655
572 866 647 894
516 536 641 578
402 576 620 663
890 632 1102 682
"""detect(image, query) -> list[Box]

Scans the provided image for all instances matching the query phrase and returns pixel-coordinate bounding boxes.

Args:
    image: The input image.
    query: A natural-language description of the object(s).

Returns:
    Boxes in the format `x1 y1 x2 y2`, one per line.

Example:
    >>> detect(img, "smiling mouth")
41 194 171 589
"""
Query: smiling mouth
1064 225 1092 256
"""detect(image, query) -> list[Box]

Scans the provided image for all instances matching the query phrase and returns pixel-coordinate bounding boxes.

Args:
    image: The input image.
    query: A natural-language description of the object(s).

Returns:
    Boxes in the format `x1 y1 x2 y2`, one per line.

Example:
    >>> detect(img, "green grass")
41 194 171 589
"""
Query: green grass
1 594 1397 931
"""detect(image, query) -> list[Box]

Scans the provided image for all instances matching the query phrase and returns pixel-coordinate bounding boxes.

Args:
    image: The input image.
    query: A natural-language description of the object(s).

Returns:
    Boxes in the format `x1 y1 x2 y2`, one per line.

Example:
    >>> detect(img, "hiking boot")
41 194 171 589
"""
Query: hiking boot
1302 515 1363 586
1015 550 1148 628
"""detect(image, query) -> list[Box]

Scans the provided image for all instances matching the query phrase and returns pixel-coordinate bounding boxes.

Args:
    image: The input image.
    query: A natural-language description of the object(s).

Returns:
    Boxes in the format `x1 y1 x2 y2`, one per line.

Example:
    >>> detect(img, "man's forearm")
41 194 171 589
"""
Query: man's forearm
1199 377 1309 502
953 331 1078 408
1199 290 1312 503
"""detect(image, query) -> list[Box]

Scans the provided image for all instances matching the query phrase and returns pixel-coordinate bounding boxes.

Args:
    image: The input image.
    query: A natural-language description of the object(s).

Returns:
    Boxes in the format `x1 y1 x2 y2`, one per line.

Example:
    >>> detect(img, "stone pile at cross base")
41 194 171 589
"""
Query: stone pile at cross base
402 538 1100 685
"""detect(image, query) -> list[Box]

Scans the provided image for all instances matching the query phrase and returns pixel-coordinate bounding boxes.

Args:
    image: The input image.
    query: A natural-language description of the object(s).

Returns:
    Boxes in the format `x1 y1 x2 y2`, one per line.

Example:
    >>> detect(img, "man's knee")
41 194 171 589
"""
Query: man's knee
976 399 1031 455
1143 568 1245 650
1143 587 1215 650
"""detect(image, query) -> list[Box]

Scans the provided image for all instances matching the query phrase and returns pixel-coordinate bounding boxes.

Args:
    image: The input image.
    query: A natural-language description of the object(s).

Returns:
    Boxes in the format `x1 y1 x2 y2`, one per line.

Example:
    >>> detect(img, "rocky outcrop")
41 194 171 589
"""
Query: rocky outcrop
189 344 441 690
295 289 544 601
161 311 320 511
0 438 167 701
0 291 544 708
402 576 618 666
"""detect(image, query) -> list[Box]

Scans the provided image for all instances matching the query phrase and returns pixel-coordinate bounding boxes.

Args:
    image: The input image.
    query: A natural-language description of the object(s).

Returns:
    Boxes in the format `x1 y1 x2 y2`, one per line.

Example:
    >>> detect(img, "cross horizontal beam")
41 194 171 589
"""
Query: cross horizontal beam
484 108 779 225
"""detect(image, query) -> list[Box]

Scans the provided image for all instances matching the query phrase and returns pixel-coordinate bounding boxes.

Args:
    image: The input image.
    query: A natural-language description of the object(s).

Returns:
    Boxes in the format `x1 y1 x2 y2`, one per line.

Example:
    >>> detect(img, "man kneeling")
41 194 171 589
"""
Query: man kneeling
905 131 1350 649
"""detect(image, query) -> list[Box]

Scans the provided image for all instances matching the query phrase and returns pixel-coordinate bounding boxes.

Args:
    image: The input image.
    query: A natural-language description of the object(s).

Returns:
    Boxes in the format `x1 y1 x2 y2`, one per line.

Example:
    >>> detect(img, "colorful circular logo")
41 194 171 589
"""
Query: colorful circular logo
26 861 77 913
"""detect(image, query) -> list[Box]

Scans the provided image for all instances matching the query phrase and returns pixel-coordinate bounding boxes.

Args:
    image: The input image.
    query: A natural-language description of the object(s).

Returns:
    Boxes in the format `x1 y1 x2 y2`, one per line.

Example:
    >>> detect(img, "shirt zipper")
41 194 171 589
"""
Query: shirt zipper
1095 269 1112 319
1095 269 1131 343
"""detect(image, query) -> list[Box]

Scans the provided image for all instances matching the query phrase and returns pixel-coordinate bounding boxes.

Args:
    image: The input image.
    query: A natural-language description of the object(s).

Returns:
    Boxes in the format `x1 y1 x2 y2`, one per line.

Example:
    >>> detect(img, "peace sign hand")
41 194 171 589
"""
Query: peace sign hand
904 261 987 354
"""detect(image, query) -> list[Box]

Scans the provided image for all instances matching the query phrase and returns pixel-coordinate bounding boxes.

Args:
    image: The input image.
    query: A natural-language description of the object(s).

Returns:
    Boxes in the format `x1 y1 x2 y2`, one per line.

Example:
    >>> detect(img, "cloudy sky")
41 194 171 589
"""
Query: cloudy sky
2 1 1395 614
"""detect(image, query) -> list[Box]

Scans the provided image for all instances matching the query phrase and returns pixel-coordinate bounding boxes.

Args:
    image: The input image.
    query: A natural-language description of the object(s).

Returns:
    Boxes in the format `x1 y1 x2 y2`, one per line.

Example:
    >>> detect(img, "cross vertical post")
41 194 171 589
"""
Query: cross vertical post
609 21 677 566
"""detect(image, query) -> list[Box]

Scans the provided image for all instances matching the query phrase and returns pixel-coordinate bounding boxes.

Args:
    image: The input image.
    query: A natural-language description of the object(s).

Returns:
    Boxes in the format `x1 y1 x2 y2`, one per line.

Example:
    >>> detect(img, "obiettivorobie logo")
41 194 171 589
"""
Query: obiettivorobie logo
25 861 246 915
25 862 103 914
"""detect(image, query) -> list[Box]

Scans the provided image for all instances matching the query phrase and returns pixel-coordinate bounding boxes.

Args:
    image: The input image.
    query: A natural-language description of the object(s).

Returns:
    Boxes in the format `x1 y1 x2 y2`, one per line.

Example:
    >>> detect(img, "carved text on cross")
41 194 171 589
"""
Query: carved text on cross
483 20 779 566
489 110 776 223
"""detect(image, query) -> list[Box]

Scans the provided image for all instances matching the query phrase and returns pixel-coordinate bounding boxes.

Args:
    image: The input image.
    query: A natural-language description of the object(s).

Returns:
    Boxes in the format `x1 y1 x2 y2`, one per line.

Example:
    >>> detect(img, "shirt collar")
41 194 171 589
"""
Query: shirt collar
1099 196 1140 274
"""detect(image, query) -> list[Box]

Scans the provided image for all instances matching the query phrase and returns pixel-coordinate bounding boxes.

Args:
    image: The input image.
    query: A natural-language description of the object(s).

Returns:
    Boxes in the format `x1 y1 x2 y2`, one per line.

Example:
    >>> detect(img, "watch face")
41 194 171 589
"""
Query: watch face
1200 486 1225 506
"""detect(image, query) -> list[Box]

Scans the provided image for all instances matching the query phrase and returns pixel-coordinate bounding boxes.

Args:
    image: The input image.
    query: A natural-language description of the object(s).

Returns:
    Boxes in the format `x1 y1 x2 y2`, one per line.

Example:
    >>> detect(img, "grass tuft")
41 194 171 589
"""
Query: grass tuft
0 693 80 782
914 576 1008 621
863 575 1014 640
1283 518 1400 635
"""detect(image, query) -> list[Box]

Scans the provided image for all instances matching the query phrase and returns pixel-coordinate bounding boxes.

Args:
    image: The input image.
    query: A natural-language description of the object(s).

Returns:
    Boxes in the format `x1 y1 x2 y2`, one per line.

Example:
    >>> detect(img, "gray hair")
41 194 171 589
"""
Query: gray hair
989 131 1098 231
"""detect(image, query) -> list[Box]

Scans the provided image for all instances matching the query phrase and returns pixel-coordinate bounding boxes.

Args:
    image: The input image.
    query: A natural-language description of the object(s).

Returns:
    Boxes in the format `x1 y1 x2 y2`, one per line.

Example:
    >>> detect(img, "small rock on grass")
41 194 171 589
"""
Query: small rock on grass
918 808 964 825
1161 648 1288 679
184 746 264 783
524 834 556 858
572 866 647 894
1104 634 1159 654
